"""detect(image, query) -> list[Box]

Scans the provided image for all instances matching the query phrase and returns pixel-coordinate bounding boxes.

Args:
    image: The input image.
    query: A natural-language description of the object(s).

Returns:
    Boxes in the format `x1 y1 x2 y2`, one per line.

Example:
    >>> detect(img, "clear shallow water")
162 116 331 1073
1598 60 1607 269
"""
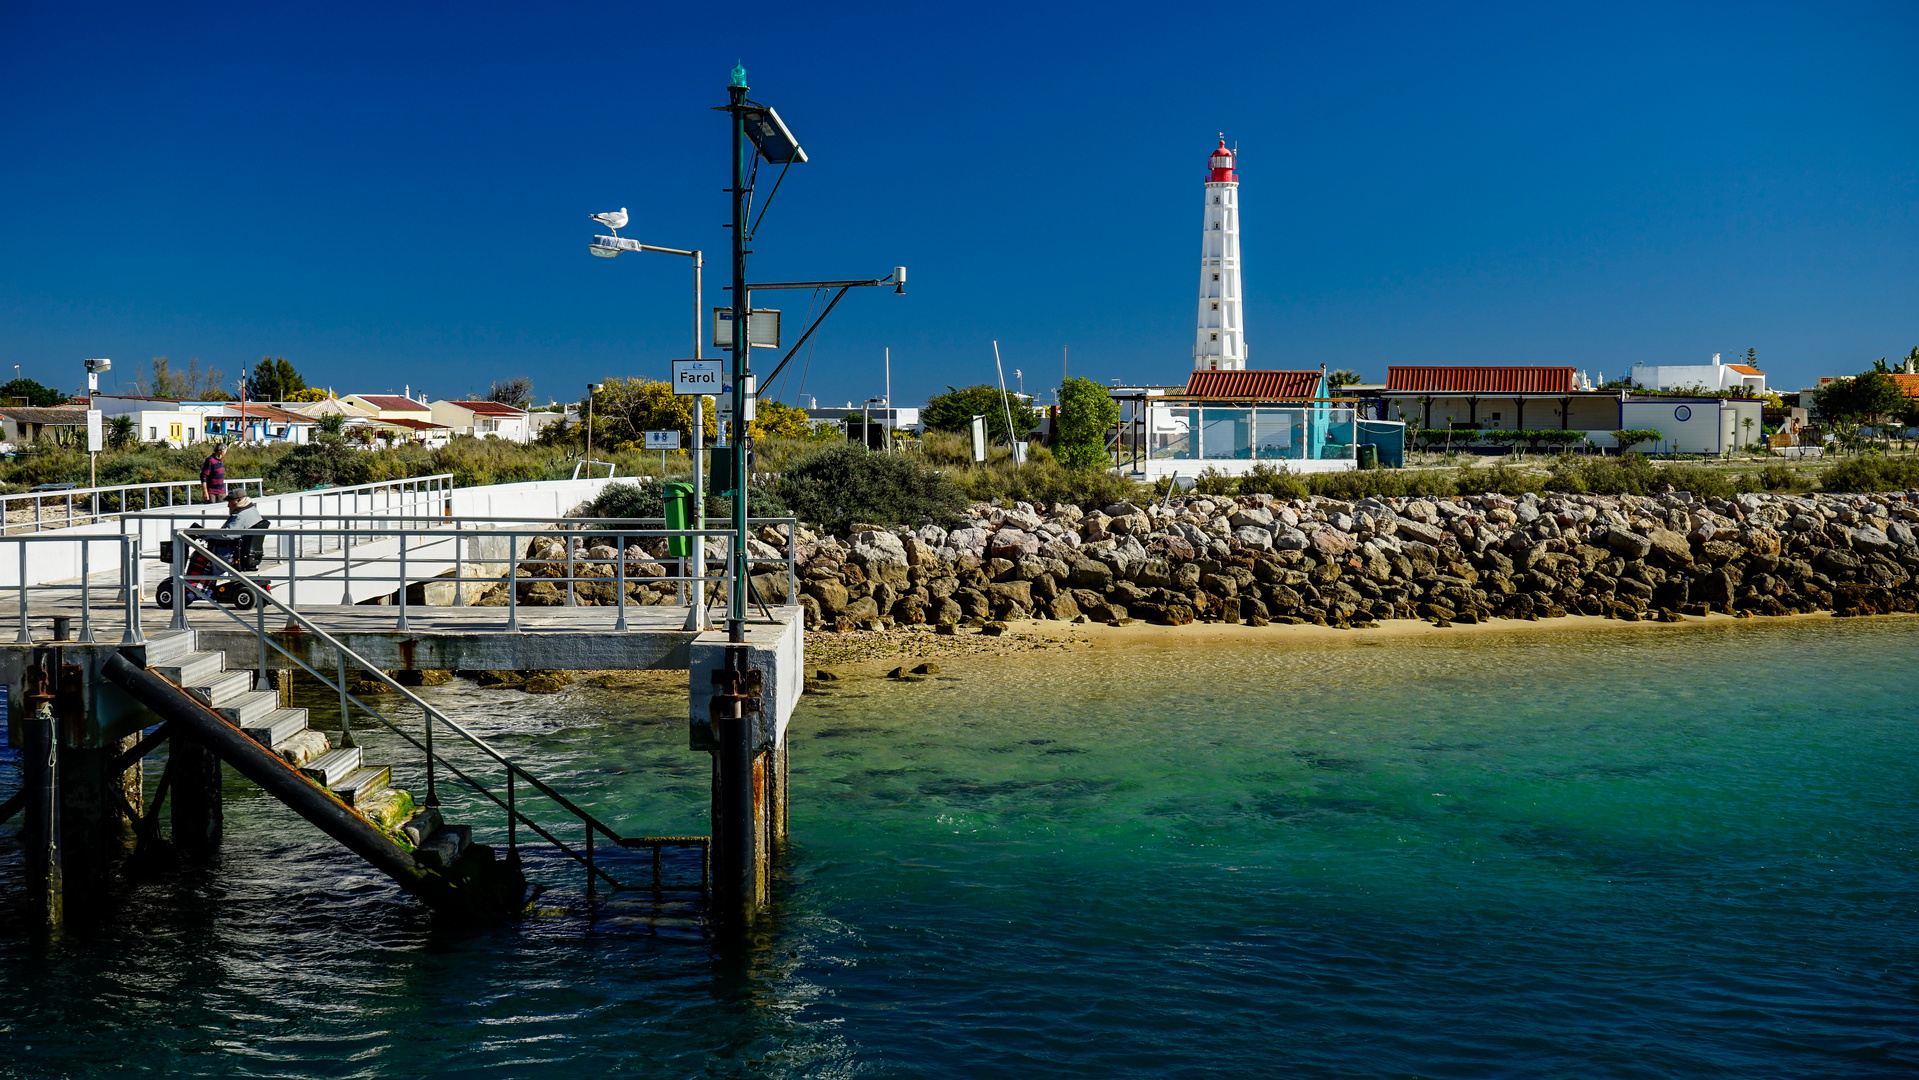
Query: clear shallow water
2 619 1916 1078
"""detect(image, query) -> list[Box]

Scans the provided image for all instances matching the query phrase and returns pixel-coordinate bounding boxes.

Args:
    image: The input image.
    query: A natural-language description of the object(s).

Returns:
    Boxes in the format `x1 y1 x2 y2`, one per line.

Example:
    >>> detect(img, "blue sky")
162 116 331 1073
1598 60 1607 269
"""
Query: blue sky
2 1 1913 408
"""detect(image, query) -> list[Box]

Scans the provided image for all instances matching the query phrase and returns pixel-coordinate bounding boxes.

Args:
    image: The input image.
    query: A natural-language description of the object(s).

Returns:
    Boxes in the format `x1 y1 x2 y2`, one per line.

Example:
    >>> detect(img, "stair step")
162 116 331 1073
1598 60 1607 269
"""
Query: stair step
330 765 391 807
300 746 363 787
188 669 255 707
400 807 444 848
140 630 198 667
415 823 471 870
155 651 226 688
241 707 311 748
214 689 280 726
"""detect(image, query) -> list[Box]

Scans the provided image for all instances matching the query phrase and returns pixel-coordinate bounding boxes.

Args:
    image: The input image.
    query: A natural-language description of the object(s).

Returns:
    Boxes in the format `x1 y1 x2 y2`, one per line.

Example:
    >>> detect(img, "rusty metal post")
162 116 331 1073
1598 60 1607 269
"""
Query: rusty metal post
709 643 765 926
22 650 63 934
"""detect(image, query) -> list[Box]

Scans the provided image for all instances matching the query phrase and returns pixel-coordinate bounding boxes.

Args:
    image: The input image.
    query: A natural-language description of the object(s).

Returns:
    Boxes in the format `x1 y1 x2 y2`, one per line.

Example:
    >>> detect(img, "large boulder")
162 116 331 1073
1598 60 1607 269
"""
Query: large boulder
1233 525 1274 552
1068 558 1115 592
1603 528 1653 560
1646 528 1693 563
1310 528 1356 556
1228 506 1275 530
987 527 1041 561
1272 526 1310 551
1394 518 1446 546
943 526 990 557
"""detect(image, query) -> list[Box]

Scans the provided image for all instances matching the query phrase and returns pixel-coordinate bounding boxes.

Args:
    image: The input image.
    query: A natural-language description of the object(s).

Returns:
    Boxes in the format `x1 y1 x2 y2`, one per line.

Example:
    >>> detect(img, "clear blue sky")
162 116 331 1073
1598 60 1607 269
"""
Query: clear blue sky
2 1 1913 408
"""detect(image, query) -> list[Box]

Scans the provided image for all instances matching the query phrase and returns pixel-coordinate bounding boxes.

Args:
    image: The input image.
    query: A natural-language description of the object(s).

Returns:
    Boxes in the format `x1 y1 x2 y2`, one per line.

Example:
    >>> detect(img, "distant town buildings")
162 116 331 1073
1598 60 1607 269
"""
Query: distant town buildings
1631 353 1767 395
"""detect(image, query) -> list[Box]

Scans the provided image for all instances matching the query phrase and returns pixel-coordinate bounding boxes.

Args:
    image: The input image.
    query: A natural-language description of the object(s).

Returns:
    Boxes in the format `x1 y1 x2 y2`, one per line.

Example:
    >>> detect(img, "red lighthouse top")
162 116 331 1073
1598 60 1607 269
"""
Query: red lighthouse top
1206 136 1237 183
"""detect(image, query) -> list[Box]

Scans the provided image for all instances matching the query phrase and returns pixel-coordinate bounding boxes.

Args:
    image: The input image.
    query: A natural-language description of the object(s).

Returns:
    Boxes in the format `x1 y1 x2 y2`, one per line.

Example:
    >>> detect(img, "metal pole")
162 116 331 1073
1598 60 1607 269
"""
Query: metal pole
78 542 92 643
729 73 749 644
337 652 353 748
15 544 27 643
23 678 61 935
506 533 519 632
122 539 143 645
615 532 628 632
396 531 409 631
170 533 186 631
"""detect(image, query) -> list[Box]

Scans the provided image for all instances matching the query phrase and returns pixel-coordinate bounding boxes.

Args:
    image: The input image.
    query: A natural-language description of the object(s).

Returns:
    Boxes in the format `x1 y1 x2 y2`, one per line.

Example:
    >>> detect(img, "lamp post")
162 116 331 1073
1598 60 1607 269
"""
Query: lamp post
587 233 708 628
586 234 708 547
584 382 601 472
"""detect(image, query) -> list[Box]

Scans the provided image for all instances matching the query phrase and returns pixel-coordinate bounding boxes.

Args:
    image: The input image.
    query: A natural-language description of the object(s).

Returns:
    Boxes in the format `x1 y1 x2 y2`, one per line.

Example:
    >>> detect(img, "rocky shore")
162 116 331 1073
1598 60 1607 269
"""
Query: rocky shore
511 489 1919 632
765 489 1919 630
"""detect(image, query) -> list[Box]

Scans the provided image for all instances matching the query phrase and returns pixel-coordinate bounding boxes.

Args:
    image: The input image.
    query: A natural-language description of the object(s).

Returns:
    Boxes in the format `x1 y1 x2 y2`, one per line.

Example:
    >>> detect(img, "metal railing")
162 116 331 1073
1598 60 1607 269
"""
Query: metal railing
171 532 709 900
159 516 800 633
1 534 146 645
118 473 455 558
2 477 266 535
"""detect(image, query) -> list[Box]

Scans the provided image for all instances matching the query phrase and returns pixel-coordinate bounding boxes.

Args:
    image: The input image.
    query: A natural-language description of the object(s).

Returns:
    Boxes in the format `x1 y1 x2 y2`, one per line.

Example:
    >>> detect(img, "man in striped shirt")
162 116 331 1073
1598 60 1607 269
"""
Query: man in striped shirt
200 443 227 503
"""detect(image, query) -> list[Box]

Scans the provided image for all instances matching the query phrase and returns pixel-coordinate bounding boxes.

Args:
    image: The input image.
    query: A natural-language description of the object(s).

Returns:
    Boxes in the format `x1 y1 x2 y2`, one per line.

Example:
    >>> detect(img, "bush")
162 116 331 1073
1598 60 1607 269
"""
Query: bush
1819 456 1919 493
269 437 373 489
1054 377 1120 470
775 443 968 532
583 476 788 523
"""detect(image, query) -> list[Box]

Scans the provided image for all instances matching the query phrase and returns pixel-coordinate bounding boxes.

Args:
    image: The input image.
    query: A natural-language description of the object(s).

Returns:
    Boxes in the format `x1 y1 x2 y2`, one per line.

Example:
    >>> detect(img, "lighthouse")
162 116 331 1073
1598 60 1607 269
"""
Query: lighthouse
1194 136 1245 371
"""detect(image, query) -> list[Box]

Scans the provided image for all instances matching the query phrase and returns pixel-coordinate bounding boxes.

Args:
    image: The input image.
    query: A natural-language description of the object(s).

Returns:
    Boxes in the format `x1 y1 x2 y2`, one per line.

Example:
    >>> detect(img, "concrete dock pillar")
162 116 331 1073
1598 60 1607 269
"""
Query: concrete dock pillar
170 735 224 855
21 697 63 934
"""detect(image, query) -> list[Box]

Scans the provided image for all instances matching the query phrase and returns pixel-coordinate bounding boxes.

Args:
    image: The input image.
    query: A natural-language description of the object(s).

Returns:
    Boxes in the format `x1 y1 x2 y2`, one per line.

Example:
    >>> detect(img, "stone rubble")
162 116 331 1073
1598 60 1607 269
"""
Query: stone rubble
522 490 1919 630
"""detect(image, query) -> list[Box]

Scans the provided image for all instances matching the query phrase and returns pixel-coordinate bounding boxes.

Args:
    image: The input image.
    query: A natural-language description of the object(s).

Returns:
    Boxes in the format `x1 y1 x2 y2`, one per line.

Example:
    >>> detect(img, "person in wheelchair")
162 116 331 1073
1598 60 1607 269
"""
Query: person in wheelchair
184 493 267 603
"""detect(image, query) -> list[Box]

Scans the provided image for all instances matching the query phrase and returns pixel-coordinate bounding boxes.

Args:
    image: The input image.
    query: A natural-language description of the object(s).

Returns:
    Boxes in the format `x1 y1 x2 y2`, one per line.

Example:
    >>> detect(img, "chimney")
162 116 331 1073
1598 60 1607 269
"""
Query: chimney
1712 353 1721 366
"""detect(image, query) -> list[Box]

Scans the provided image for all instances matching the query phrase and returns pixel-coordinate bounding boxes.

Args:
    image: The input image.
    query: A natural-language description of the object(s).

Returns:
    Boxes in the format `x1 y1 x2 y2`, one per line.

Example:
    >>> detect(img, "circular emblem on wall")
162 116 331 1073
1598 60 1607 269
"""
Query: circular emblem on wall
1674 405 1692 421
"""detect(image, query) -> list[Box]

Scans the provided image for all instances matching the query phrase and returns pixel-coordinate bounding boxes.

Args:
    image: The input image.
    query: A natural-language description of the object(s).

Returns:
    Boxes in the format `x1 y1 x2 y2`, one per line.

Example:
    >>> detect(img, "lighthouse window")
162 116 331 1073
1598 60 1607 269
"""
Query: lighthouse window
1210 333 1218 341
1213 222 1221 230
1211 302 1219 310
1213 196 1220 205
1212 273 1219 281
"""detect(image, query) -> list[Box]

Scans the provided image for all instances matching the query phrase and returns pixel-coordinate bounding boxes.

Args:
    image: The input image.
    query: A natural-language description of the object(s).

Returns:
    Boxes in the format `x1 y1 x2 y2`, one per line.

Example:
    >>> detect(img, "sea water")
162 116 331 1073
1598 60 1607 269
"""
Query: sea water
1 618 1914 1078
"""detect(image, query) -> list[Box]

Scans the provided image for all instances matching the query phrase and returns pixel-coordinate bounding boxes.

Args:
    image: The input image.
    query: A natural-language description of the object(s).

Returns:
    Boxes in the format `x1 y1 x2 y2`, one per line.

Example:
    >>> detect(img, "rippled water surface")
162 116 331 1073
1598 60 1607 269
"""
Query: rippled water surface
3 618 1916 1078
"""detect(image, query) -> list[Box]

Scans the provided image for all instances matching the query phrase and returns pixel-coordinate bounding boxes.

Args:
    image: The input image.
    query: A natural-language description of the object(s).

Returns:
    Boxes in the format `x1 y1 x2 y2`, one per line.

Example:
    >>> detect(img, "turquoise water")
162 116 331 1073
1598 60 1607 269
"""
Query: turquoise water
2 618 1916 1077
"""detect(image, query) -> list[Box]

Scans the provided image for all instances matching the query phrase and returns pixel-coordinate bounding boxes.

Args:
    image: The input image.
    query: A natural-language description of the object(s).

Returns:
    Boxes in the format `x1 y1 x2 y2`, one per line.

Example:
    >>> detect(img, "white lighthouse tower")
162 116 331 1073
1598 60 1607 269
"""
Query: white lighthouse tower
1194 136 1245 371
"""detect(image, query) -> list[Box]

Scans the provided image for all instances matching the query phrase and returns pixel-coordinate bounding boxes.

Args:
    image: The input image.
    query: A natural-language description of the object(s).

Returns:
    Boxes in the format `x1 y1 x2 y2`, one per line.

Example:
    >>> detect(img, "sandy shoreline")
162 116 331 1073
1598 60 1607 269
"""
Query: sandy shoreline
800 608 1913 676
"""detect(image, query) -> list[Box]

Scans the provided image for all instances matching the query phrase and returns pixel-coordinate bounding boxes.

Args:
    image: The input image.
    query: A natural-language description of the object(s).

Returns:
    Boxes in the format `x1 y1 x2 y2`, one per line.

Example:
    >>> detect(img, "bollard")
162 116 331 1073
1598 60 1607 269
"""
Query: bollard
51 615 71 641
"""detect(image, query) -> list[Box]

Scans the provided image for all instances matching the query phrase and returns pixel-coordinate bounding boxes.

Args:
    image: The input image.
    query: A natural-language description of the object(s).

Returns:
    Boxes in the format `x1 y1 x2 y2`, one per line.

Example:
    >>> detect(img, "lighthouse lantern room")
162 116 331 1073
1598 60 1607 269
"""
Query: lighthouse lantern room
1194 136 1245 371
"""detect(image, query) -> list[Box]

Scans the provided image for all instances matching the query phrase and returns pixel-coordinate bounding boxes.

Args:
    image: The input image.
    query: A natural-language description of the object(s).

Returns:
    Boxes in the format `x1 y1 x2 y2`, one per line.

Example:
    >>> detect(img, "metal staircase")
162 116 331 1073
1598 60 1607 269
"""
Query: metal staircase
105 533 712 922
111 630 519 917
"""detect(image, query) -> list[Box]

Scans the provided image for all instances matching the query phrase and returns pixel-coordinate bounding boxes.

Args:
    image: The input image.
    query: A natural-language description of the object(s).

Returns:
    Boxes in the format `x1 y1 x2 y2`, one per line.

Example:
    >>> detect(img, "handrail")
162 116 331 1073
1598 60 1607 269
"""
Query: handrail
159 517 799 632
169 532 704 895
2 533 145 645
2 477 266 535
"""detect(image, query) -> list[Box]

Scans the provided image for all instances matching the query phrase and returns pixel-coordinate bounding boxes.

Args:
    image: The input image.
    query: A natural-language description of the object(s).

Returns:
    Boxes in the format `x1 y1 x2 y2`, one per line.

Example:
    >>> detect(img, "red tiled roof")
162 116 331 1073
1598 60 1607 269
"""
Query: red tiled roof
444 400 528 417
352 395 430 411
226 403 315 423
1386 366 1577 393
1727 364 1764 376
1182 370 1324 398
376 417 451 431
1893 374 1919 399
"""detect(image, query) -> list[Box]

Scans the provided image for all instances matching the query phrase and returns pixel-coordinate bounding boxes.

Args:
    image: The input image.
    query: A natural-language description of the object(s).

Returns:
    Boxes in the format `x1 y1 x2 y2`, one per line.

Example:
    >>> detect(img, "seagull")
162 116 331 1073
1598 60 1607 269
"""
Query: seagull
590 208 628 236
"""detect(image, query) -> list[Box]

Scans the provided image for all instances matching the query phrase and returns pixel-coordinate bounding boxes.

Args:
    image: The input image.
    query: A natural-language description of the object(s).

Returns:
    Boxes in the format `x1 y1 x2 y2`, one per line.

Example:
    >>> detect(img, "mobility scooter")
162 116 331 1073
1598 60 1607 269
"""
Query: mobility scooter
154 519 274 610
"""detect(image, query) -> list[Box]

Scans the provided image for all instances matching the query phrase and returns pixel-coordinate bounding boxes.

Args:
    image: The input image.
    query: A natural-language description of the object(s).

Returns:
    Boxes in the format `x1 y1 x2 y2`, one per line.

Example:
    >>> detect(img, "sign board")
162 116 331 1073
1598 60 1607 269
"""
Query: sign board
716 375 757 424
644 430 681 450
969 415 987 463
672 359 725 396
86 409 103 453
712 308 781 349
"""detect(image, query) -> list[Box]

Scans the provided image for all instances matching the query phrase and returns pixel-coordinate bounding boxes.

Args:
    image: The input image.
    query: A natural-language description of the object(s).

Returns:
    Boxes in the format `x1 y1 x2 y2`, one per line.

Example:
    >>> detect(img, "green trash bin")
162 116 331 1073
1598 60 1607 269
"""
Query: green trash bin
1357 443 1380 470
662 481 695 558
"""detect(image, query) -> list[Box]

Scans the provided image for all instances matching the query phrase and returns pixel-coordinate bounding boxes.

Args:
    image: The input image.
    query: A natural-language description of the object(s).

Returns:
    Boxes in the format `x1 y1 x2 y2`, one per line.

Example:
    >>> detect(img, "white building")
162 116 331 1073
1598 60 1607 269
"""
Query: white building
88 395 204 448
1194 137 1246 372
430 400 533 442
1618 395 1765 455
1630 354 1766 396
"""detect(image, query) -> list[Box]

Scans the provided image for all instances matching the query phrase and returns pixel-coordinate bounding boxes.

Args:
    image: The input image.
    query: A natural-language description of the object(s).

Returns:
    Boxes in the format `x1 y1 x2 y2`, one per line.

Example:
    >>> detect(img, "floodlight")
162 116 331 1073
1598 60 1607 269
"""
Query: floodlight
85 358 111 373
740 105 807 165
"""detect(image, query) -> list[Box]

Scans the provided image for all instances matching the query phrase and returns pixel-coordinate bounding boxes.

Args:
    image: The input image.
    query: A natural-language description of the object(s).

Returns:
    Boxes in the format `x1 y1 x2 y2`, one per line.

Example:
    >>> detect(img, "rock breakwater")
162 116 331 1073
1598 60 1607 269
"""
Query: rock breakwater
778 489 1919 630
522 490 1919 630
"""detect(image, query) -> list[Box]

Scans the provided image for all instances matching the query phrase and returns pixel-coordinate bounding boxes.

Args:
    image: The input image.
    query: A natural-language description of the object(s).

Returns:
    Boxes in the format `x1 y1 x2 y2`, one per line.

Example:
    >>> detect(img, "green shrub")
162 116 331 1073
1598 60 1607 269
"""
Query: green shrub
1054 377 1121 470
583 476 789 522
1819 456 1919 493
269 437 373 489
776 443 967 532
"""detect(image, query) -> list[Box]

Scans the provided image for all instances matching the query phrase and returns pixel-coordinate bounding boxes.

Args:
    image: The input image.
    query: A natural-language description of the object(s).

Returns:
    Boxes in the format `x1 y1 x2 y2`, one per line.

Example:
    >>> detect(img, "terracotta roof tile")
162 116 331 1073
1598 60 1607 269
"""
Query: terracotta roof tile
1182 370 1324 398
444 400 527 417
352 395 430 411
1892 373 1919 398
1726 363 1764 375
1386 366 1577 393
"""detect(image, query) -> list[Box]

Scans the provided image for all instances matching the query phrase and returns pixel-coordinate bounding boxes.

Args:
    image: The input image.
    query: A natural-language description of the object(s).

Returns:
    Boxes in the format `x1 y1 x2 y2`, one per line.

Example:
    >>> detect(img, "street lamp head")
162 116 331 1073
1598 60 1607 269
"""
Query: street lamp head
892 266 906 295
85 358 111 373
589 244 620 258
